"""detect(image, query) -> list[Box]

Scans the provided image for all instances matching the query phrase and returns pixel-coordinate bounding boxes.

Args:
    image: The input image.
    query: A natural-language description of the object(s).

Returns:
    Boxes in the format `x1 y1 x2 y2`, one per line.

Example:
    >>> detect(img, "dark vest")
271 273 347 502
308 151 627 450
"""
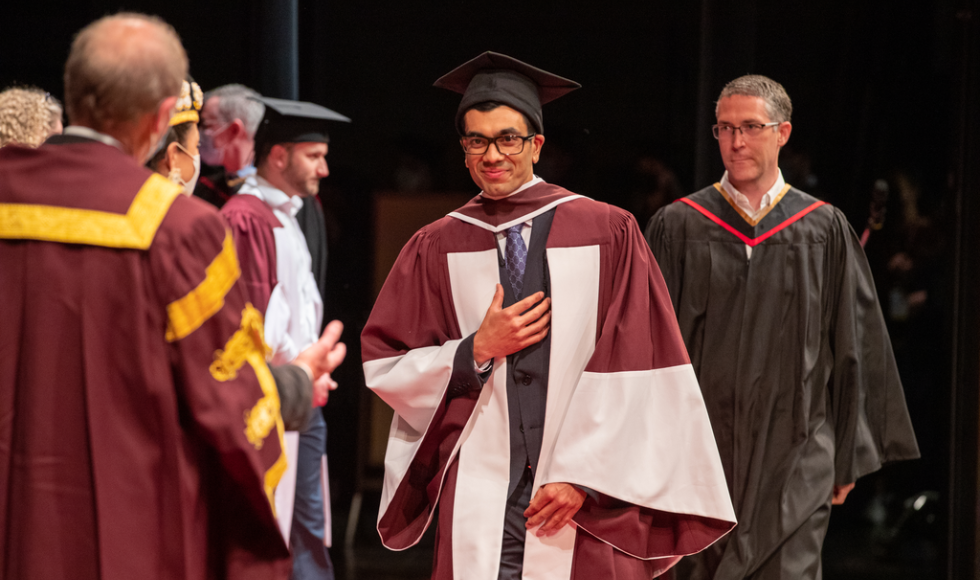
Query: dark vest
497 209 554 497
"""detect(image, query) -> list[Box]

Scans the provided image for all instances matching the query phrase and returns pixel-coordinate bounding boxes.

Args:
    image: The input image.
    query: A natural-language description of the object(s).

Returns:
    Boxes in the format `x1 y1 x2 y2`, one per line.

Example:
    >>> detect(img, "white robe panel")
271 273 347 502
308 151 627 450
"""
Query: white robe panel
443 246 601 580
520 246 600 580
364 341 461 537
446 249 512 580
546 366 737 551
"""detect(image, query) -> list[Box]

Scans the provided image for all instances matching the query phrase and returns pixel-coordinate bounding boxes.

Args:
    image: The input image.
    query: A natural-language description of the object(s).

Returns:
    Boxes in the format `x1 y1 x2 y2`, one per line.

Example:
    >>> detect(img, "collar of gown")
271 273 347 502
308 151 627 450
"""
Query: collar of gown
719 169 786 216
242 175 304 217
63 126 125 151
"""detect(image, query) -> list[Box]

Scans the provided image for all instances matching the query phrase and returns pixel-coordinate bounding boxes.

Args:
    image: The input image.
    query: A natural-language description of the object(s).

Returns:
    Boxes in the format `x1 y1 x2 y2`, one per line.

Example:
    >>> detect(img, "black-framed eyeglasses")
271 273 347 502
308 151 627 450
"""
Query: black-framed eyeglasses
712 122 780 139
460 134 536 155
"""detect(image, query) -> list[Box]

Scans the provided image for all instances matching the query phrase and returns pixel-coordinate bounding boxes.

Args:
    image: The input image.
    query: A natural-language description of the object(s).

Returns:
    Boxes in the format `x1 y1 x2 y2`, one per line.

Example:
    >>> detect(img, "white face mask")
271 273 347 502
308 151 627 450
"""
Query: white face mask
169 142 202 196
185 153 201 195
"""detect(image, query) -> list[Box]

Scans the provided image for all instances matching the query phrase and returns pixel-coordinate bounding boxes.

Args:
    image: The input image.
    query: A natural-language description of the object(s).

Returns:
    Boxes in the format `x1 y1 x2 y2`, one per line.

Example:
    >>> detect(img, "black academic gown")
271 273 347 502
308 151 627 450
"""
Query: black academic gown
296 196 328 319
645 184 919 580
193 163 243 209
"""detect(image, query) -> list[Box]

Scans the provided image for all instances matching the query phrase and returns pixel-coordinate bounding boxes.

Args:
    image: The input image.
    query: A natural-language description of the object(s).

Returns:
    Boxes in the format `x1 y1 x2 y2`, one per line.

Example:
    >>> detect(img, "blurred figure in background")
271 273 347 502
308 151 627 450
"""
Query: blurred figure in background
0 86 63 148
198 83 330 312
0 13 291 579
627 155 684 229
146 74 346 438
146 75 203 195
195 83 264 208
222 97 350 580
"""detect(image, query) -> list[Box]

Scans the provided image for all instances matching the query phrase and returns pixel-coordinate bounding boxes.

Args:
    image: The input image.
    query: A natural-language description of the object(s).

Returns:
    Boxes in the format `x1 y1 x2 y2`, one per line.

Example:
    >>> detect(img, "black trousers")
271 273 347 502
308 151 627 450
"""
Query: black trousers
498 467 534 580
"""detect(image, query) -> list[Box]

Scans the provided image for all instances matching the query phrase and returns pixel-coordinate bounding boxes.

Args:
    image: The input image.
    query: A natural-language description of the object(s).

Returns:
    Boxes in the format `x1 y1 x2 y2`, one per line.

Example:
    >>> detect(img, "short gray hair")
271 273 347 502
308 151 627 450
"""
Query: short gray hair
64 13 187 129
203 84 264 137
716 75 792 123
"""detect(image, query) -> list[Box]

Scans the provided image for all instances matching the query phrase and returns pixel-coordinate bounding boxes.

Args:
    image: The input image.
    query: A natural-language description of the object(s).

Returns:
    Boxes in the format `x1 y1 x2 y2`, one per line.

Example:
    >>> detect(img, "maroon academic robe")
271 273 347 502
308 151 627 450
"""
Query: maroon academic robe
0 137 290 580
362 182 736 580
221 194 280 315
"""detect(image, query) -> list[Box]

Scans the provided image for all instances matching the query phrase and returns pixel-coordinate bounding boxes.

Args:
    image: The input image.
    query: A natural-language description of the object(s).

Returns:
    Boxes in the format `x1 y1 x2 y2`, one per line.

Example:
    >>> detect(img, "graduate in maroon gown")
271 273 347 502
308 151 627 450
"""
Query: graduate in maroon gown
362 52 736 580
0 14 290 580
222 97 350 580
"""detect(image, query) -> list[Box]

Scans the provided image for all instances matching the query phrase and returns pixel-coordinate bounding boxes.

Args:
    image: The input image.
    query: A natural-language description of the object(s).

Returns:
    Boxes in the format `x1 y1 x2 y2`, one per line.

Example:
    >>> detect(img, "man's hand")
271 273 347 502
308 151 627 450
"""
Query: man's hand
472 285 551 366
293 320 346 407
524 483 586 537
832 482 856 505
311 372 338 407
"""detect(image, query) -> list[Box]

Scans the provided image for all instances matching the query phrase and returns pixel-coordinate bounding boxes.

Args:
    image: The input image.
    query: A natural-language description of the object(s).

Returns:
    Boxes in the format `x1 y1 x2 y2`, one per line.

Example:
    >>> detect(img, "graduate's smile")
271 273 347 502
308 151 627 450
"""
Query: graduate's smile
480 164 510 180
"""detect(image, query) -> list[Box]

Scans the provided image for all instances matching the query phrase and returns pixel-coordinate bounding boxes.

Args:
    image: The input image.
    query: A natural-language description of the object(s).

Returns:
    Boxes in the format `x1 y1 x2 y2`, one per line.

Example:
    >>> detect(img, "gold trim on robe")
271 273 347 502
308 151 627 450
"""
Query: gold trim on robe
713 182 792 226
165 231 241 342
209 304 287 511
0 173 181 249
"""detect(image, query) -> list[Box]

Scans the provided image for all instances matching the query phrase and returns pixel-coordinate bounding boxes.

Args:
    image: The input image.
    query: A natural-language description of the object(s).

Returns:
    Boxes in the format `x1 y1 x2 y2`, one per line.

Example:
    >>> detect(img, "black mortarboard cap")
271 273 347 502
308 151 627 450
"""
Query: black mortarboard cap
253 96 350 151
433 51 580 135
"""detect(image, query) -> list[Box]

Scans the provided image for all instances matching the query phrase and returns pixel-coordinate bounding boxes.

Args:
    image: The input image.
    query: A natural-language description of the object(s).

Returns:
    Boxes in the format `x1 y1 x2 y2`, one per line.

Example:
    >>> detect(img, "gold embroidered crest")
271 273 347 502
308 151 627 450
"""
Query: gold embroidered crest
207 303 287 509
209 304 279 449
209 303 270 380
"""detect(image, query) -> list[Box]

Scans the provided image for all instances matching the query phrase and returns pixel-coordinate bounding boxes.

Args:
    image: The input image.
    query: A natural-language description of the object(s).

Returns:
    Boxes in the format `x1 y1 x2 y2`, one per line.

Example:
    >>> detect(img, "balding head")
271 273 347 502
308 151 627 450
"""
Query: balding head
65 13 187 132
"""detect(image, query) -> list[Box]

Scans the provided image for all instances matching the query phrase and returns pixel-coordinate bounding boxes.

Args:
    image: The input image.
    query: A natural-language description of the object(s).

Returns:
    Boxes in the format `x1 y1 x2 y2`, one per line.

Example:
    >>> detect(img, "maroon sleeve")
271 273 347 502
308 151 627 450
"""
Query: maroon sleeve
361 222 463 362
221 197 279 315
150 196 290 577
588 207 690 372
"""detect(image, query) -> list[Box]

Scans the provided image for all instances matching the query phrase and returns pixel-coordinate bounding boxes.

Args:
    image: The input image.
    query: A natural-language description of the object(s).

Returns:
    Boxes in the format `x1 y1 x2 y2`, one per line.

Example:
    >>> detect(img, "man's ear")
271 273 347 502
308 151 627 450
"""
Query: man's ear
531 134 545 164
270 143 289 170
777 122 792 148
154 96 178 138
219 119 246 147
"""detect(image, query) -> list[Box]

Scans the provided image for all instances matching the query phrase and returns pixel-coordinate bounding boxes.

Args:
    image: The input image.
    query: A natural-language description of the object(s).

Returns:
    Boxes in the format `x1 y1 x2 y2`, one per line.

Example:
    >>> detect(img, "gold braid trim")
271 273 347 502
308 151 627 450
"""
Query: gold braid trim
250 355 288 509
0 173 181 249
713 182 792 227
208 304 286 510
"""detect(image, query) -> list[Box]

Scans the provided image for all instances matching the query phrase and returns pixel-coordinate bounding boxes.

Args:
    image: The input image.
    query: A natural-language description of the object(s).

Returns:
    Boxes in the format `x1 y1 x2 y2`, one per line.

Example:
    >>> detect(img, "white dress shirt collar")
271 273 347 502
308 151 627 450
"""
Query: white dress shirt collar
241 175 305 218
720 169 786 220
63 126 124 151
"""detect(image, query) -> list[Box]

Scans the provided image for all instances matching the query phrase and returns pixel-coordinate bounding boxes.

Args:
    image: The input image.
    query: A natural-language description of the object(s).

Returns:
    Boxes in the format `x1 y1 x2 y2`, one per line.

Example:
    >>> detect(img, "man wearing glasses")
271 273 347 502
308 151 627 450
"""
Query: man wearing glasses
194 84 264 209
646 75 919 579
361 52 736 580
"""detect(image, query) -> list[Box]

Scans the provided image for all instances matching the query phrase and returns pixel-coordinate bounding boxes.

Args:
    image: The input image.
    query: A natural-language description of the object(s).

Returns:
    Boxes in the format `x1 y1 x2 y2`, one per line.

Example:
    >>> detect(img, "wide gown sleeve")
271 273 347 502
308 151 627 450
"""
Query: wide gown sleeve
151 201 290 577
545 210 735 568
361 225 489 549
825 208 920 485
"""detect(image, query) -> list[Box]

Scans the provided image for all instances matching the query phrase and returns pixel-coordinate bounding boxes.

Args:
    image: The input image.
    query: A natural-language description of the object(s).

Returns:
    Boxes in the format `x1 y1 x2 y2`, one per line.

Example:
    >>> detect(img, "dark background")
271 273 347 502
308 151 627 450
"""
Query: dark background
3 1 979 578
